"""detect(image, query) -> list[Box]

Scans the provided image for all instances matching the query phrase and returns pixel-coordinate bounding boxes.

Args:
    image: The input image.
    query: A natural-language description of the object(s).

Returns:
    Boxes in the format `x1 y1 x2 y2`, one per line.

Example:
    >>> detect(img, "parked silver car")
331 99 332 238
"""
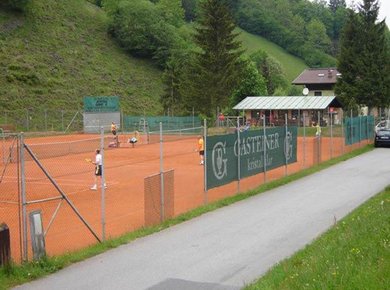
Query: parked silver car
375 120 390 132
374 128 390 147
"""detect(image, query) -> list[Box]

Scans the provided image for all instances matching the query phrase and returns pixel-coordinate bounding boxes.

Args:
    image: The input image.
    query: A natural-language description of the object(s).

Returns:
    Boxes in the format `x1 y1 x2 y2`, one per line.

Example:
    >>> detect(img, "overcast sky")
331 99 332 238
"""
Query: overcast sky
346 0 389 27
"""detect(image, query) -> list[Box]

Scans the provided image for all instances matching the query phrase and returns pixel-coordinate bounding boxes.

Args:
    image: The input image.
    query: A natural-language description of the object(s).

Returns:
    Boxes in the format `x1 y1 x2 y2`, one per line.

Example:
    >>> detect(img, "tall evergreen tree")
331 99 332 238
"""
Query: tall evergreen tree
335 11 362 109
329 0 347 54
182 0 244 117
329 0 346 13
336 0 390 110
357 0 389 108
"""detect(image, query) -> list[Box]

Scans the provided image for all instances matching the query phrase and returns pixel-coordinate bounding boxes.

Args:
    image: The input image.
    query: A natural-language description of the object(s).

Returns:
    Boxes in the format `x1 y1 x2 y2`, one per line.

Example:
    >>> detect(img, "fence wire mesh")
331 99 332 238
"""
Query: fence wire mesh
1 109 83 133
0 134 22 262
1 114 375 264
144 170 174 227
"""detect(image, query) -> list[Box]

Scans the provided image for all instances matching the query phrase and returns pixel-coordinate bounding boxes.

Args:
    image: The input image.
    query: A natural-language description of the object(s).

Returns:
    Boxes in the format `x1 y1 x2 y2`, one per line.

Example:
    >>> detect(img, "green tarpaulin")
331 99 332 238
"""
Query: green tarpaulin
84 96 119 113
206 127 297 190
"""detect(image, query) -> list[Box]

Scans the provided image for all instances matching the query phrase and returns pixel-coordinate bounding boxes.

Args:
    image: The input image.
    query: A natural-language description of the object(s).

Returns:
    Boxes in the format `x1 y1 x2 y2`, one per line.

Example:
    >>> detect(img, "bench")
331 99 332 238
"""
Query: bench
0 124 16 134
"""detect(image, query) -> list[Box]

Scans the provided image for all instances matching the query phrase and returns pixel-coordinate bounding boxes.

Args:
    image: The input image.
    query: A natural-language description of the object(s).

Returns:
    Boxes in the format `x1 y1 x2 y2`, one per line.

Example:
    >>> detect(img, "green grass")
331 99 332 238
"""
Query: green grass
237 28 307 82
0 145 375 289
245 186 389 290
0 0 164 115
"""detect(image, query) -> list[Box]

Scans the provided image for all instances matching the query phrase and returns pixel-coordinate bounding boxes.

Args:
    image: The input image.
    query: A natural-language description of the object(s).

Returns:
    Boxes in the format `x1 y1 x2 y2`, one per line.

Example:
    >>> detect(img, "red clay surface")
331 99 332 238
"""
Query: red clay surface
0 133 370 263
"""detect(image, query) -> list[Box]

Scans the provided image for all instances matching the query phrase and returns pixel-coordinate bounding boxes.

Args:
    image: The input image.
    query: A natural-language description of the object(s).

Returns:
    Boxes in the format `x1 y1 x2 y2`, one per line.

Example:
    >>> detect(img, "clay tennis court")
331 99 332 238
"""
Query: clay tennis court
0 132 369 263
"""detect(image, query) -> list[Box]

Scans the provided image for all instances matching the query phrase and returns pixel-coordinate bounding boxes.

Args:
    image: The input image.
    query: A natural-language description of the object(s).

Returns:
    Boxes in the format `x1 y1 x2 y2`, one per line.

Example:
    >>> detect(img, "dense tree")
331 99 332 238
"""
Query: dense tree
157 0 185 28
182 0 245 117
357 0 389 108
334 12 362 108
329 0 346 13
250 50 288 96
108 1 159 57
306 18 332 53
330 5 348 54
235 0 341 66
181 0 198 21
160 29 195 114
0 0 29 11
160 58 186 114
230 59 267 108
336 0 390 110
108 0 188 67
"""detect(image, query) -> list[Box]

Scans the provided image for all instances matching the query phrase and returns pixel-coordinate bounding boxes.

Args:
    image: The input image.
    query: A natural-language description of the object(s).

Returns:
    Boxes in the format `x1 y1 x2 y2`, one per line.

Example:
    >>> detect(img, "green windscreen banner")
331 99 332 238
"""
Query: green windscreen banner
344 116 374 145
206 126 297 190
84 96 120 112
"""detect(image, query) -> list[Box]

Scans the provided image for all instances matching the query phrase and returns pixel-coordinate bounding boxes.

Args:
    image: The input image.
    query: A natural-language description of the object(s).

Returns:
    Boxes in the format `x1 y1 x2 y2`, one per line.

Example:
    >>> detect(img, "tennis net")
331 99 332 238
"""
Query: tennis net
25 136 112 160
146 126 203 144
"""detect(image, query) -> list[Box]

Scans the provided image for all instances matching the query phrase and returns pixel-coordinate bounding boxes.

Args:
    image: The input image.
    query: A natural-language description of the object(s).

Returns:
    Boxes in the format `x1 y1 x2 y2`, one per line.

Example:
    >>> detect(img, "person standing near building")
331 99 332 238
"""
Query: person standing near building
315 123 322 137
197 135 204 165
90 149 106 190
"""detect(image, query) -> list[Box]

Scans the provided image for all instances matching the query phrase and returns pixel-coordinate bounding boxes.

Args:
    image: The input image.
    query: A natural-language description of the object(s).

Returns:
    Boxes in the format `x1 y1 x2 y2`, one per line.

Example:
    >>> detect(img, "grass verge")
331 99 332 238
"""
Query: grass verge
0 145 374 289
245 181 389 290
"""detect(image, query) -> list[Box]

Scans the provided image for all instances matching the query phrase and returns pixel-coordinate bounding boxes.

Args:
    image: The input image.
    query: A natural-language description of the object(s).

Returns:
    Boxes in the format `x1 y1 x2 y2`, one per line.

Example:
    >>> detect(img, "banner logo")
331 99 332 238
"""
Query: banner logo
284 131 293 160
212 141 228 180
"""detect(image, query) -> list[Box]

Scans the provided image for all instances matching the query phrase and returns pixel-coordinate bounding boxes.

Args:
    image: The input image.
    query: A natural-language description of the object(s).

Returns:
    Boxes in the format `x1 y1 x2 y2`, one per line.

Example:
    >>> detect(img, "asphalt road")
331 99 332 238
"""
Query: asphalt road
13 149 390 290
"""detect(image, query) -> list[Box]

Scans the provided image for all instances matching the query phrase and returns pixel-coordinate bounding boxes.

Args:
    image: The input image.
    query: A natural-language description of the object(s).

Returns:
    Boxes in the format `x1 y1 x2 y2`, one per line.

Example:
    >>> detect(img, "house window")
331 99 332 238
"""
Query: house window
314 91 322 96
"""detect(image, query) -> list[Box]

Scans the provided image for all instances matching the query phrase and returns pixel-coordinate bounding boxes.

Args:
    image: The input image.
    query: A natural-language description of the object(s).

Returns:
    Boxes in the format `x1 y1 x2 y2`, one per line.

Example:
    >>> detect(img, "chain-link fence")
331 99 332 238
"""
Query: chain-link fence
0 113 374 264
0 109 83 133
0 134 22 263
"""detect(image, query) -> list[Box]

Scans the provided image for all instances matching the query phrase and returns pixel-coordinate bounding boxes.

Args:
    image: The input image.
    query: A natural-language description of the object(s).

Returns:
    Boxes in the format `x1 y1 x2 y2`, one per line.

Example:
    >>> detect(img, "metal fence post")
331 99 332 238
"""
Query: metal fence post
263 116 267 183
330 107 333 159
237 117 241 194
61 110 64 132
366 115 368 143
20 133 28 262
359 115 362 147
317 111 321 164
44 109 47 131
203 119 208 204
341 115 344 155
159 122 165 222
26 109 29 132
350 110 353 151
303 112 306 169
285 113 288 176
121 109 124 134
100 127 106 241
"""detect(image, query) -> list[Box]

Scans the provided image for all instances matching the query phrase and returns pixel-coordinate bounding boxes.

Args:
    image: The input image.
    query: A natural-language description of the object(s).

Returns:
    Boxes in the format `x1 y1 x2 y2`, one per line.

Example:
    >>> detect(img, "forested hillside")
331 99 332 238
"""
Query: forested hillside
182 0 347 67
1 0 312 118
0 0 164 115
237 28 307 82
